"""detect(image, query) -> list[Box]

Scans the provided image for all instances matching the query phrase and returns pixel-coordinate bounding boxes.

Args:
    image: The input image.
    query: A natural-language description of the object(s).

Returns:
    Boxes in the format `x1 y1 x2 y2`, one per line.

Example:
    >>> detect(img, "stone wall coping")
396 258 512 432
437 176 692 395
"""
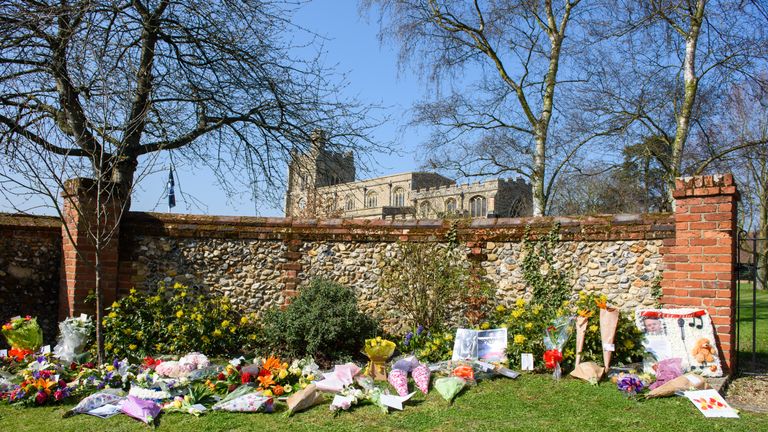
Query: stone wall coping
0 213 61 231
122 211 674 242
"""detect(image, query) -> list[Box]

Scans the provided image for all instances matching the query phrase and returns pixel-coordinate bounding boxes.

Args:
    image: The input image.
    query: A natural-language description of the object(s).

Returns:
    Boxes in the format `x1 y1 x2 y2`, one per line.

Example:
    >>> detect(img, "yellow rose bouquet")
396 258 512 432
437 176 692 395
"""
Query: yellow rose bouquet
363 337 395 381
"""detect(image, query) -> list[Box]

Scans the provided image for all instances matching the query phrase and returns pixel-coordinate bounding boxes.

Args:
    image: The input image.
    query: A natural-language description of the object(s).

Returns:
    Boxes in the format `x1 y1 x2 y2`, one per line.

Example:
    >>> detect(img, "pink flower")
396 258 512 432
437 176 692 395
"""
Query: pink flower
54 390 65 401
35 391 47 404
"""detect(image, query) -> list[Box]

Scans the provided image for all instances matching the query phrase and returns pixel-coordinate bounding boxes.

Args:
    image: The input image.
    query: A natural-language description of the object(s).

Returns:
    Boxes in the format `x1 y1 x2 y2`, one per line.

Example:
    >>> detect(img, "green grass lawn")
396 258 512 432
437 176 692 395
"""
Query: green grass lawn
737 282 768 372
1 374 766 432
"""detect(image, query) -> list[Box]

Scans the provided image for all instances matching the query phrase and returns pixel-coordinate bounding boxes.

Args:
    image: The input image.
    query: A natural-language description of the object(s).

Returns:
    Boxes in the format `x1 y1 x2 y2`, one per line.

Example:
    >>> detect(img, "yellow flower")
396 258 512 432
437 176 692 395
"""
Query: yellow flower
221 320 231 328
624 340 635 350
511 309 523 319
176 310 183 318
513 334 526 345
174 282 183 289
495 304 506 313
202 335 210 343
129 288 137 295
278 369 288 380
240 316 249 325
444 333 453 341
589 324 599 333
480 322 490 330
128 343 137 351
108 312 117 319
111 301 119 308
262 389 273 397
136 331 143 341
515 298 526 308
532 306 543 315
105 342 113 351
213 329 222 337
577 309 594 318
229 326 236 333
524 322 533 330
106 365 115 372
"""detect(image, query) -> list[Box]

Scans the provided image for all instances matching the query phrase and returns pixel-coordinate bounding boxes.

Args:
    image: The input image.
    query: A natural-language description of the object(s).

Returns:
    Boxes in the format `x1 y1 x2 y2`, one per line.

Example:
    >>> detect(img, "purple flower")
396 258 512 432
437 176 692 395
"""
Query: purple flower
36 356 45 363
404 332 413 346
416 325 424 336
113 358 120 369
617 375 644 395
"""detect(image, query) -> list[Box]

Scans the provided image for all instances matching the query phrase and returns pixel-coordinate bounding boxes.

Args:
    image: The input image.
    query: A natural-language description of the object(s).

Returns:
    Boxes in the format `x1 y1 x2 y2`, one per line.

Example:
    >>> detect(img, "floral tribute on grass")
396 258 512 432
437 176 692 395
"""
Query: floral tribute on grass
0 271 739 423
2 316 43 361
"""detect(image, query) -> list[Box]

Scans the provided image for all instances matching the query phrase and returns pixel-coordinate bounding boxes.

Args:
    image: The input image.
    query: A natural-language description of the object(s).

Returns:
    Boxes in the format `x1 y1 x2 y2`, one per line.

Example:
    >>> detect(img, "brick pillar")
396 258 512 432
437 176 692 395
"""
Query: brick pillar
280 237 303 306
59 178 122 320
661 174 739 373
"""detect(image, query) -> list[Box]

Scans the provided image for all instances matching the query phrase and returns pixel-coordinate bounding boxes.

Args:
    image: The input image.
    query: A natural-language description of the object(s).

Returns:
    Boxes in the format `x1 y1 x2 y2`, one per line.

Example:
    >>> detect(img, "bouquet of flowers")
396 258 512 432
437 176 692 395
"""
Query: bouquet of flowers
363 337 396 381
73 358 136 392
543 316 574 380
2 316 43 356
3 361 73 405
155 352 210 378
616 373 645 398
53 315 93 364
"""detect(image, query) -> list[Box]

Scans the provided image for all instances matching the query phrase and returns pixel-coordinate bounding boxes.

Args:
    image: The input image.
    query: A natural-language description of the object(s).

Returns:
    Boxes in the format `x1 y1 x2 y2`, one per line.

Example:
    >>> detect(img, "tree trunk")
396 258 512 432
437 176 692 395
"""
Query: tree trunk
532 132 547 217
758 196 768 291
94 252 104 364
667 0 705 208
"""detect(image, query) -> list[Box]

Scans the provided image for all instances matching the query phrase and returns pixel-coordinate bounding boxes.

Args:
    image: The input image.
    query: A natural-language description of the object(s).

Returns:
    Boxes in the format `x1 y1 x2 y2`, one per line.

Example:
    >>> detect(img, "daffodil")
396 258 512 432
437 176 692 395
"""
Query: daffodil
513 334 526 345
515 298 526 308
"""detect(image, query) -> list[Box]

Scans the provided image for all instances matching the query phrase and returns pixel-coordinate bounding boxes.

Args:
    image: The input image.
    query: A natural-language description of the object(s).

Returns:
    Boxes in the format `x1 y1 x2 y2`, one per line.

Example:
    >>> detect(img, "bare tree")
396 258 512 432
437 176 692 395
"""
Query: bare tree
0 0 379 209
717 80 768 291
585 0 768 204
364 0 606 216
0 0 380 362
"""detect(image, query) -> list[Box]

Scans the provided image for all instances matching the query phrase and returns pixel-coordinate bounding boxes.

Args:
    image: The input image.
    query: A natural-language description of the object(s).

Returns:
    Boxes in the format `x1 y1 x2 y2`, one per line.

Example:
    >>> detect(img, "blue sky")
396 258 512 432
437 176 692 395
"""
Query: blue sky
0 1 434 217
132 1 430 217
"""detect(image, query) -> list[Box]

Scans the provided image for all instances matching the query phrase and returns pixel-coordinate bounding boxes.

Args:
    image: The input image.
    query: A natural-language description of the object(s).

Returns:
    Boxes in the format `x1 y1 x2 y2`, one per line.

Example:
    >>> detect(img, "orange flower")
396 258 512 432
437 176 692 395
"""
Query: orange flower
257 373 275 389
453 365 475 381
272 385 285 396
262 356 281 372
577 309 594 318
594 298 607 309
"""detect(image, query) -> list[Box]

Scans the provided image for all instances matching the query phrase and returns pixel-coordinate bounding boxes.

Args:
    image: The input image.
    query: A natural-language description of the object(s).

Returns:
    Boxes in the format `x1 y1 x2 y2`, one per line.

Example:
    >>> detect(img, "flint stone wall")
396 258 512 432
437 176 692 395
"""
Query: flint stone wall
0 214 61 347
113 213 673 332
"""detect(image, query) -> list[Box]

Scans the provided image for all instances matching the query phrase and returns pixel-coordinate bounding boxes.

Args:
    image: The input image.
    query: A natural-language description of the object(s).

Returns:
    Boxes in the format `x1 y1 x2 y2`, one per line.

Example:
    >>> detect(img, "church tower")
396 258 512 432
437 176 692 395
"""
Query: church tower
285 130 355 216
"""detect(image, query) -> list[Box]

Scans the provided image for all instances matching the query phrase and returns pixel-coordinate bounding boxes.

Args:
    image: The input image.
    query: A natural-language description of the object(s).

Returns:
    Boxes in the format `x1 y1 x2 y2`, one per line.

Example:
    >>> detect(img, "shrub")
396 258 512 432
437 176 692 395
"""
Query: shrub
397 326 454 363
488 300 549 369
261 279 378 365
379 242 470 331
103 282 260 361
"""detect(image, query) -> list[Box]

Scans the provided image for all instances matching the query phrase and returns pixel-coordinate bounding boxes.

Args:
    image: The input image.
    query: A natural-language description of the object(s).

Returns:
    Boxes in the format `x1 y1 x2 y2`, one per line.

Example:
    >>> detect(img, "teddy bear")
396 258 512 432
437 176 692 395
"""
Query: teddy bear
691 337 716 363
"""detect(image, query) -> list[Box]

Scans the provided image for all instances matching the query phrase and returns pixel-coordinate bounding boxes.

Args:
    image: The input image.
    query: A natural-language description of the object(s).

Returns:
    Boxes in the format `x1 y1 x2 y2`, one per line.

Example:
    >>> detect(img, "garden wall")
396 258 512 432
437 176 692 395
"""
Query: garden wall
112 212 673 334
0 214 61 347
0 173 738 372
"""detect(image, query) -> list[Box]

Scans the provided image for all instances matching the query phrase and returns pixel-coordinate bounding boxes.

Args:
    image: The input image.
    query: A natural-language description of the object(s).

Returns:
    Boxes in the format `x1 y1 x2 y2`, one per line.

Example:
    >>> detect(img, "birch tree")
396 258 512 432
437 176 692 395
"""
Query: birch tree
365 0 589 216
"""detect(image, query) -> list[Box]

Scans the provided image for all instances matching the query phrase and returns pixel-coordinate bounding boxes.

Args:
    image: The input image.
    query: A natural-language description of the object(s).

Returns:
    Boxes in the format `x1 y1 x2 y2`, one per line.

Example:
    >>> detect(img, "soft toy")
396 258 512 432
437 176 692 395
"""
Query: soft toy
691 338 716 363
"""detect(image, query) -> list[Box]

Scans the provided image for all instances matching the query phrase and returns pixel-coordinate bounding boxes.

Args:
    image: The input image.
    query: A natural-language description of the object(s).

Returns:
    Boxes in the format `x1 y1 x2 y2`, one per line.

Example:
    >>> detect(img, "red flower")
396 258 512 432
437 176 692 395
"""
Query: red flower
217 372 226 381
543 349 563 369
54 390 65 401
69 362 79 371
58 379 67 388
25 315 32 321
241 372 252 384
35 391 47 405
258 368 271 377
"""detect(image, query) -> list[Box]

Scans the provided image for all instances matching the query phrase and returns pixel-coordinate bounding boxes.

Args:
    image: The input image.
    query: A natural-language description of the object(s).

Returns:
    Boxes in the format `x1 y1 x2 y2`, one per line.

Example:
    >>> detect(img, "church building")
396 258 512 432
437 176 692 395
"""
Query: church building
284 132 532 219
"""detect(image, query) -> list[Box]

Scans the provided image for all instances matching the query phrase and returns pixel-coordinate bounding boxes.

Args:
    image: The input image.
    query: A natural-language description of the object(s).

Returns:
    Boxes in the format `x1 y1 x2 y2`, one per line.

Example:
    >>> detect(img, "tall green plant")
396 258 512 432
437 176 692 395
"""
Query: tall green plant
521 224 571 312
379 242 469 331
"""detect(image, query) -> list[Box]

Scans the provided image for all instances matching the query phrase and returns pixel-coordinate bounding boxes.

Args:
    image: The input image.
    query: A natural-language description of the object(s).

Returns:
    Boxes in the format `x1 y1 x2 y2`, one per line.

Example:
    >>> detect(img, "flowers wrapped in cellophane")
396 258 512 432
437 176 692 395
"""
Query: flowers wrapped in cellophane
54 315 93 365
2 316 43 355
543 316 574 380
363 337 395 381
